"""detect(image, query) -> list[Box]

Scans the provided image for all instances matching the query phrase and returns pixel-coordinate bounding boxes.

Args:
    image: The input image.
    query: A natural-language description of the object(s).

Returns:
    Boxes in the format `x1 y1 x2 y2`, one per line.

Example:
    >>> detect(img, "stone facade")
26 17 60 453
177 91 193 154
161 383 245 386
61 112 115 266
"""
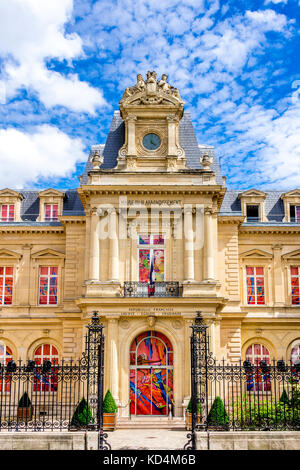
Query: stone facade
0 72 299 421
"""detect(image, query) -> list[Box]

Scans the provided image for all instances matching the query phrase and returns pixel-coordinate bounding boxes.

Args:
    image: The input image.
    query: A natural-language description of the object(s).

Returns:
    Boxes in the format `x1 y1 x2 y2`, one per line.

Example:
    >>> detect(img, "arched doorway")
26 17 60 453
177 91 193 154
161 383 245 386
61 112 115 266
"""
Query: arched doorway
130 331 173 416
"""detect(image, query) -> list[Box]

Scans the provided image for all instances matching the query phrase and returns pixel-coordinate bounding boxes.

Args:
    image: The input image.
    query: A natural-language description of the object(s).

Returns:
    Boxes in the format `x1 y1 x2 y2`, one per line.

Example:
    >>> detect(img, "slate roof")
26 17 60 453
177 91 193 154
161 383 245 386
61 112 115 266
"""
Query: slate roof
8 189 85 224
220 190 289 223
81 110 223 184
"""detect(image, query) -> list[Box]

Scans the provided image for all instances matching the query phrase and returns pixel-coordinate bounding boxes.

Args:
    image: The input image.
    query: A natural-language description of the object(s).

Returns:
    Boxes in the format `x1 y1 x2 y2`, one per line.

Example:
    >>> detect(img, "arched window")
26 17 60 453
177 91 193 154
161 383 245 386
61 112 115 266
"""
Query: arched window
246 343 270 365
130 331 173 416
0 342 13 392
245 343 271 392
291 343 300 365
33 344 59 392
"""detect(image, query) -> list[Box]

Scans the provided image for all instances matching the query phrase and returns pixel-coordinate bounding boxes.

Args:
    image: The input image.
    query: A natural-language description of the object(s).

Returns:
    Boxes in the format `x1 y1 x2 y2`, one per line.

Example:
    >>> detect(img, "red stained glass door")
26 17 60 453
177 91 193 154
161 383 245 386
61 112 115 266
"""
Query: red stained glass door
130 331 173 416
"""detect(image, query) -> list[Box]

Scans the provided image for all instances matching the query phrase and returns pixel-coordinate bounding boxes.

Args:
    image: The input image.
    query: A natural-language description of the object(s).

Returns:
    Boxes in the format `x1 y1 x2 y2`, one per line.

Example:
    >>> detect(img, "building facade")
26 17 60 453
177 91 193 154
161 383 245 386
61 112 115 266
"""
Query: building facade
0 72 299 420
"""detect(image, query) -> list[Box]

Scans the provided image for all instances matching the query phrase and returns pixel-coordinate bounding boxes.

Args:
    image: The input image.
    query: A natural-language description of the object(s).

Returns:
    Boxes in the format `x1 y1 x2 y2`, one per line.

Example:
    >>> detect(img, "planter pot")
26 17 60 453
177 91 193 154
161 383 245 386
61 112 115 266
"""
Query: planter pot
103 412 116 431
185 411 202 431
18 406 33 421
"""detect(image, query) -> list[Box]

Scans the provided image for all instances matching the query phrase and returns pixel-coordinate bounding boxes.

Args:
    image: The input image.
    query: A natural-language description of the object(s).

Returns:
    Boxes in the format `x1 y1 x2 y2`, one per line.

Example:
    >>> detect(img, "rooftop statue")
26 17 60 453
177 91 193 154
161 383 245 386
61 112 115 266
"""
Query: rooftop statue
120 71 183 106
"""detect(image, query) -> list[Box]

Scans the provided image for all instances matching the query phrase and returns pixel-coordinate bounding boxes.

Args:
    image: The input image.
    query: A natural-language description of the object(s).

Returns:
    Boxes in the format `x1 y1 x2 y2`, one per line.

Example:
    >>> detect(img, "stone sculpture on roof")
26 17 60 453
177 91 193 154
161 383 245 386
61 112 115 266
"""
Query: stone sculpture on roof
120 71 184 106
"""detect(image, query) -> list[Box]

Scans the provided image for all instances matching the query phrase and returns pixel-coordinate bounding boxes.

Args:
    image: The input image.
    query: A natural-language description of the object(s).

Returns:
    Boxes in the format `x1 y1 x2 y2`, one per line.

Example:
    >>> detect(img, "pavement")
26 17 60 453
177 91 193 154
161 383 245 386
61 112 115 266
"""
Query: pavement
106 429 188 450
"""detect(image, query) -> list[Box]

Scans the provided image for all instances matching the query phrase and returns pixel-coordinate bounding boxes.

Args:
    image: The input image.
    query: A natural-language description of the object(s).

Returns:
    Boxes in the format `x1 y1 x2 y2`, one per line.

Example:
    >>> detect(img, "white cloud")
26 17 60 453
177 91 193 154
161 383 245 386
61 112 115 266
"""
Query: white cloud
0 0 105 113
0 125 86 188
264 0 288 4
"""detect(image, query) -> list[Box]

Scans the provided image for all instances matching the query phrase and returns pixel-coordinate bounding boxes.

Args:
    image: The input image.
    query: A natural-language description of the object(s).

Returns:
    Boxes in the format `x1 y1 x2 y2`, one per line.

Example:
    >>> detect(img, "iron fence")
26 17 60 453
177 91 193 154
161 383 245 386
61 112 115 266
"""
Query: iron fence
0 312 110 450
185 313 300 450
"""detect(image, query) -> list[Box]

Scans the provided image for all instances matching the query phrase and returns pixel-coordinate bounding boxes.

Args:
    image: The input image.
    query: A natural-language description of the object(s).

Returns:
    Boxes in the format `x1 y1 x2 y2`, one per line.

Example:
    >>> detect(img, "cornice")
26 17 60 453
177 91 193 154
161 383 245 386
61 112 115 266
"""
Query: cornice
240 225 300 234
0 226 65 234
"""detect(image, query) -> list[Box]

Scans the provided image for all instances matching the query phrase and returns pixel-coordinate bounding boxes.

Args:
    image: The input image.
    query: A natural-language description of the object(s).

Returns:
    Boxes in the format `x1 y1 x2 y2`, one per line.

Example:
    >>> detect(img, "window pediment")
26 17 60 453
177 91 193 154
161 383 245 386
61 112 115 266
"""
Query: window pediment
240 249 272 260
281 189 300 199
238 189 267 199
38 189 64 198
0 189 23 199
31 249 65 259
282 249 300 261
0 249 22 260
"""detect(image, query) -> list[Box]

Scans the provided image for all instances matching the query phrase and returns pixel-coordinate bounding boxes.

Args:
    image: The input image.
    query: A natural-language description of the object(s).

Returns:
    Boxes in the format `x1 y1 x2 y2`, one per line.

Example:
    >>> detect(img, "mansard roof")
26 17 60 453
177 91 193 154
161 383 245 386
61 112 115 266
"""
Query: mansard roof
220 190 286 223
81 110 223 184
0 189 85 224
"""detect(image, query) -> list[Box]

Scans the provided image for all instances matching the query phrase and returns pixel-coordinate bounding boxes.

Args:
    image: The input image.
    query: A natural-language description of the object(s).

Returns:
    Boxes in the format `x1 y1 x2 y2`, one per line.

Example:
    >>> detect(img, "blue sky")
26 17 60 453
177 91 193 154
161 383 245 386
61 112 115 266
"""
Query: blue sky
0 0 299 190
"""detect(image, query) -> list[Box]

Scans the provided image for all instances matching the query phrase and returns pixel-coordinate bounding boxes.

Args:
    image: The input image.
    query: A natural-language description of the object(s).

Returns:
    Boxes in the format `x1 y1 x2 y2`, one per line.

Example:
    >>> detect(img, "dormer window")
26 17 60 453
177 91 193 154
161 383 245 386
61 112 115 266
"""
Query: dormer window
238 189 267 223
246 205 259 222
37 189 64 222
45 204 58 221
0 204 14 222
290 205 300 223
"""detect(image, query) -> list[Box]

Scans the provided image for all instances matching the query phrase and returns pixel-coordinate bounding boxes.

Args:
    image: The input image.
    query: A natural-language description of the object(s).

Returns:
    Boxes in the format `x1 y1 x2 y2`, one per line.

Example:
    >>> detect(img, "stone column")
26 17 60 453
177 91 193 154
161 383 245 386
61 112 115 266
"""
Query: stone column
126 115 137 155
204 208 214 281
108 208 119 281
19 244 31 305
184 206 194 282
167 116 177 156
106 318 119 402
273 244 284 306
89 208 99 281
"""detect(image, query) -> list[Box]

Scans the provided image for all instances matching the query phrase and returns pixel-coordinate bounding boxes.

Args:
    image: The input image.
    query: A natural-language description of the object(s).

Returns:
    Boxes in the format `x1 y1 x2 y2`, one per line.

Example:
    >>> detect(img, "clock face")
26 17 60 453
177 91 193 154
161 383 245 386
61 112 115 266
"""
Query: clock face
142 133 161 151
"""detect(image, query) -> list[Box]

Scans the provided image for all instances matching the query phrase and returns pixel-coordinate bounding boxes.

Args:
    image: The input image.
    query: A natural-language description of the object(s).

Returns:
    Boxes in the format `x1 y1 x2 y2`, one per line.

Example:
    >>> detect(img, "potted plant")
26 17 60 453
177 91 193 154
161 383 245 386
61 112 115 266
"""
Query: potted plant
18 392 33 421
70 397 94 430
207 396 229 430
185 397 202 430
103 389 118 431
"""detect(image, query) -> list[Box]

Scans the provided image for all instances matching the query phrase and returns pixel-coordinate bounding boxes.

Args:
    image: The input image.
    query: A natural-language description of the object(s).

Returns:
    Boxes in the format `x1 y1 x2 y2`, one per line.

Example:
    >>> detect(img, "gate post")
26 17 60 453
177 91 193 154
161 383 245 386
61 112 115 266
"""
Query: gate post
184 311 210 450
86 311 111 450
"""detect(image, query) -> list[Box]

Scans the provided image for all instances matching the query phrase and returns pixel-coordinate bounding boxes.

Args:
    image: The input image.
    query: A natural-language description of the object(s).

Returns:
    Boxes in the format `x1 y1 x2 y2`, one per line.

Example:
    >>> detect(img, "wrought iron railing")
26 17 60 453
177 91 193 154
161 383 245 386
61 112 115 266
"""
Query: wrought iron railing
185 313 300 450
124 281 180 297
0 312 110 449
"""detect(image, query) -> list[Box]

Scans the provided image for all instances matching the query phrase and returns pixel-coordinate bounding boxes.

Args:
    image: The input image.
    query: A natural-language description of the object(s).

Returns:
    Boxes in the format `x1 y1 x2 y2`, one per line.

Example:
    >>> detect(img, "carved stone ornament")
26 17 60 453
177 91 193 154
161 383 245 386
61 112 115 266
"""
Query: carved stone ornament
200 154 213 171
147 315 156 328
91 151 104 170
120 71 184 107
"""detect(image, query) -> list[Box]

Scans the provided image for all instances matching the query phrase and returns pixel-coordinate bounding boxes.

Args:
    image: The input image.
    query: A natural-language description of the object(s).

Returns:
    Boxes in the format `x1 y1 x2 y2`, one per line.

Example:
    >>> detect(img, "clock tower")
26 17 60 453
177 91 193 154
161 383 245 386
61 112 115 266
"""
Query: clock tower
116 71 187 172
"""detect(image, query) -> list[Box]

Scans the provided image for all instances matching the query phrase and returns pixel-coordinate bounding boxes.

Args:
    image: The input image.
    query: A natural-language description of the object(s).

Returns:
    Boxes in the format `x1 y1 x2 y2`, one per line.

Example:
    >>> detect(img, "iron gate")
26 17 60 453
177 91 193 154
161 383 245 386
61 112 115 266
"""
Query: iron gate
0 311 110 450
184 312 300 450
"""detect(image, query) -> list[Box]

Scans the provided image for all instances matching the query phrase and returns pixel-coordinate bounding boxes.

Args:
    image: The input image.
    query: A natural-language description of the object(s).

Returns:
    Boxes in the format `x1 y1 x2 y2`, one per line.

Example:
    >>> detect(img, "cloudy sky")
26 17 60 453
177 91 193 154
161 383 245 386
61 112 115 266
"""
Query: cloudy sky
0 0 299 190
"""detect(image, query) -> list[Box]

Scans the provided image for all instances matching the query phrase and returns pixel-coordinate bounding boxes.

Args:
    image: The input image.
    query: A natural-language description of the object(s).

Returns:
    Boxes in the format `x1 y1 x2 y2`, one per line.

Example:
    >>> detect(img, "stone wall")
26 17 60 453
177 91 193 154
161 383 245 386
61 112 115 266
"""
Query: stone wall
196 431 300 450
0 432 99 450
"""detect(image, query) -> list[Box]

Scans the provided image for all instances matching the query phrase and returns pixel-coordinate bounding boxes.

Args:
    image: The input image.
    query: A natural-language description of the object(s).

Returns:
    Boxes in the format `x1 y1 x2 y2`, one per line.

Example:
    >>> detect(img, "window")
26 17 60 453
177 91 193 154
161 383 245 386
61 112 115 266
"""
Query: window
0 342 13 392
138 235 165 283
290 205 300 223
291 267 300 305
246 267 265 305
245 344 271 392
45 204 58 221
246 205 259 222
0 205 14 222
39 267 58 305
291 343 300 365
0 267 13 305
33 344 58 392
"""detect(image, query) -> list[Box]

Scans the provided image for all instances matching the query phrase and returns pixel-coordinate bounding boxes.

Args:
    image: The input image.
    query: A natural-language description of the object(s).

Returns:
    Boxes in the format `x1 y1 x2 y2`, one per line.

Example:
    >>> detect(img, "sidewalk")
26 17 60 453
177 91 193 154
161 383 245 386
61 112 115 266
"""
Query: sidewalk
106 429 188 450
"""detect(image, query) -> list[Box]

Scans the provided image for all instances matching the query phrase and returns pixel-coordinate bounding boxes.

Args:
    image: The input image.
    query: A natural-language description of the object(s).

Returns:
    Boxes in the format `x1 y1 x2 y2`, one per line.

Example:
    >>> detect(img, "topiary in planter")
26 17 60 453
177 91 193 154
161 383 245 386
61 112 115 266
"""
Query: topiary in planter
103 390 117 431
207 396 229 428
280 389 289 404
71 397 94 428
18 392 32 408
186 397 202 414
18 392 33 421
103 389 118 413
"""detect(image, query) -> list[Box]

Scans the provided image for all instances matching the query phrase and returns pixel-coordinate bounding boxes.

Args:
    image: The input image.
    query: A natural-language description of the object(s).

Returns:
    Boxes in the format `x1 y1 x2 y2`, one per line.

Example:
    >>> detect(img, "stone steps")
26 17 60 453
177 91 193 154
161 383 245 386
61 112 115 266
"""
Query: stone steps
117 417 186 429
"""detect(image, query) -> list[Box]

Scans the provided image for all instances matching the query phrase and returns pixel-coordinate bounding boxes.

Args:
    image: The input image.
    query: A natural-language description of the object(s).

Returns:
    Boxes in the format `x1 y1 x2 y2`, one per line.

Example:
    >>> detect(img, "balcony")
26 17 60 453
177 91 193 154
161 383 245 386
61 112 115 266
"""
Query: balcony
124 282 180 298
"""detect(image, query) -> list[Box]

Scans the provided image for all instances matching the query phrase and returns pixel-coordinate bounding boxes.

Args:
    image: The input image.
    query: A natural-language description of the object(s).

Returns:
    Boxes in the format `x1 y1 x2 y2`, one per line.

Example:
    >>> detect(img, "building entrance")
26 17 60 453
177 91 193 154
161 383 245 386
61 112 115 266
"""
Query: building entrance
129 331 173 416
